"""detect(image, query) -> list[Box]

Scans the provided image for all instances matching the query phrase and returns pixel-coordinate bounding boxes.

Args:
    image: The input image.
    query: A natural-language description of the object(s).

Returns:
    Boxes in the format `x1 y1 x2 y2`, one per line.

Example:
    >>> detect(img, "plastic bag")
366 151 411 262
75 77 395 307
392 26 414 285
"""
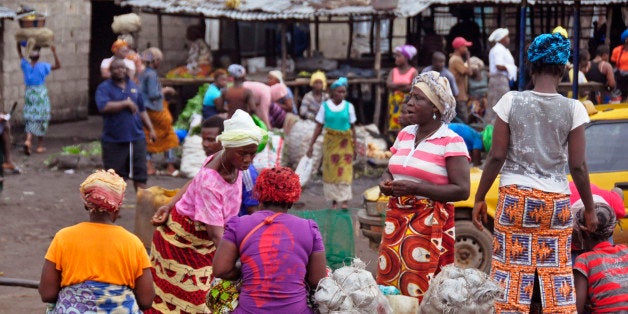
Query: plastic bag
179 135 205 178
295 156 313 186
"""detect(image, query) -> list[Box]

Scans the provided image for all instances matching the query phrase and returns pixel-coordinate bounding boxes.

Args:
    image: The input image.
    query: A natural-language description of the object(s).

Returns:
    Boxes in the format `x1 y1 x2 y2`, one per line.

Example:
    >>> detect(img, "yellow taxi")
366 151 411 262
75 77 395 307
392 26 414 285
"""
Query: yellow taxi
363 104 628 273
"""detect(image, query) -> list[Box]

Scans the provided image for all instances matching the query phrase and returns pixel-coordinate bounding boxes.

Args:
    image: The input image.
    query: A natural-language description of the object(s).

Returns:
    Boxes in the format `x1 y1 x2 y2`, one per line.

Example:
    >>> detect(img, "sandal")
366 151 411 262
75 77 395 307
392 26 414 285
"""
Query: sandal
2 163 22 175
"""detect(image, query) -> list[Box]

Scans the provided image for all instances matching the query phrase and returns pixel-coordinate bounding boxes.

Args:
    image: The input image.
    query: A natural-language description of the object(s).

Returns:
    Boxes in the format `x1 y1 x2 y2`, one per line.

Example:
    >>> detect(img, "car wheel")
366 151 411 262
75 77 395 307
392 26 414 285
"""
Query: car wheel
454 220 493 273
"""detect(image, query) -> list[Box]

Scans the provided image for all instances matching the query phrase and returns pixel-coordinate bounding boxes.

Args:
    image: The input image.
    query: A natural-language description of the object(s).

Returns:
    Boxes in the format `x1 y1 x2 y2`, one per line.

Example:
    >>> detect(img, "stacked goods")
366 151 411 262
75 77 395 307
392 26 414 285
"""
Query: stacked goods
15 6 53 56
111 13 141 34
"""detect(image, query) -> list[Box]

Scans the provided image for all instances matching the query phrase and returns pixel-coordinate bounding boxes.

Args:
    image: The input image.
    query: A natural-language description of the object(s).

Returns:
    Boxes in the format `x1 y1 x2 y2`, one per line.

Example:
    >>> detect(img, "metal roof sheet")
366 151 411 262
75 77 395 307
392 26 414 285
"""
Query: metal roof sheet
433 0 627 4
121 0 432 20
0 6 16 19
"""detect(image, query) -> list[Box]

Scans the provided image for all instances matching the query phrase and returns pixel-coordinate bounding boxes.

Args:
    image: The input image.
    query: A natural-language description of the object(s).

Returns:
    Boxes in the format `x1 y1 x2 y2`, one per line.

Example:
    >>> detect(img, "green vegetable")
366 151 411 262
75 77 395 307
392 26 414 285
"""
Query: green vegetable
174 83 210 132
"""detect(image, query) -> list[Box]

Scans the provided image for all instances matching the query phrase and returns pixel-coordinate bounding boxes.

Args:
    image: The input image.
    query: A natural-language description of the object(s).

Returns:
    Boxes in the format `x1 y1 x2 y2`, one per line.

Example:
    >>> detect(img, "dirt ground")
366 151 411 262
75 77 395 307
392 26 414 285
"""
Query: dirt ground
0 116 381 313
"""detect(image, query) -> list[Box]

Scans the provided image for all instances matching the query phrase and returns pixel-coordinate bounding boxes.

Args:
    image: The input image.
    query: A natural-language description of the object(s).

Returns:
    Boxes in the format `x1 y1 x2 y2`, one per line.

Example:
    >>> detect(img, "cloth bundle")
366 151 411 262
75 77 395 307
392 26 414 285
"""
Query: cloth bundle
15 27 54 56
314 259 392 314
419 265 503 314
111 13 141 34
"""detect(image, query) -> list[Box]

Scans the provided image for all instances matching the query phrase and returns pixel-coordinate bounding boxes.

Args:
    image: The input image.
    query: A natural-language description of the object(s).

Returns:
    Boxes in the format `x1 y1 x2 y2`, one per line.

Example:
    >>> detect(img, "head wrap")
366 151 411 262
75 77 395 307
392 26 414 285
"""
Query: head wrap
330 77 348 91
412 71 457 123
227 64 246 79
527 33 571 65
552 26 569 39
80 169 126 213
216 109 266 148
111 39 129 53
141 47 163 62
572 195 617 248
393 45 418 60
310 71 327 90
622 28 628 43
488 28 509 43
254 167 301 204
469 56 485 72
270 83 288 102
269 70 284 84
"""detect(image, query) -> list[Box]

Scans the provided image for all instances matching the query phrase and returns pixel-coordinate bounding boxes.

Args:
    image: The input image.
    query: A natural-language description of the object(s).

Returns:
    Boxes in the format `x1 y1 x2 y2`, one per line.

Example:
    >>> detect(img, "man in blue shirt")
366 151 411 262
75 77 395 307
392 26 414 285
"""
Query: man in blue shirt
448 123 483 166
95 59 156 190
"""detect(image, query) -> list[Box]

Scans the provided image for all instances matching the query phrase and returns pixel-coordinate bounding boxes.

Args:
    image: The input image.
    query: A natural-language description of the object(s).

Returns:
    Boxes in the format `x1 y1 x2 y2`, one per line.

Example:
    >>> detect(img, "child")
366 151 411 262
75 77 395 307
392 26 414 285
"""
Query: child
572 195 628 313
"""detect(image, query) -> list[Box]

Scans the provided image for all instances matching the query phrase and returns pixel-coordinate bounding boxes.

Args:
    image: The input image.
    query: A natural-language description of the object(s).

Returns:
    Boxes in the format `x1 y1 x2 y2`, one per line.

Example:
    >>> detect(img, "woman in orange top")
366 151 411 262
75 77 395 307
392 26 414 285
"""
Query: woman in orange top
38 169 154 313
387 45 418 132
611 29 628 100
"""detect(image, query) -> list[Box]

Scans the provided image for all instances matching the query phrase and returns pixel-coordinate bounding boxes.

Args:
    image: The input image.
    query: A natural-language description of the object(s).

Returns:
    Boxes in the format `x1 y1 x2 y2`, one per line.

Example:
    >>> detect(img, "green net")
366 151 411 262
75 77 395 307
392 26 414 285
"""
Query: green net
289 208 355 270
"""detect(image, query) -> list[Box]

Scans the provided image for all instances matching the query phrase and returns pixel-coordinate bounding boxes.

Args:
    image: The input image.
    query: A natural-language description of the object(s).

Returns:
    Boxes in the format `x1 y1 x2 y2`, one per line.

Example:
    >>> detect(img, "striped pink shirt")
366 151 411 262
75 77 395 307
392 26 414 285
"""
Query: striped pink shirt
389 124 469 185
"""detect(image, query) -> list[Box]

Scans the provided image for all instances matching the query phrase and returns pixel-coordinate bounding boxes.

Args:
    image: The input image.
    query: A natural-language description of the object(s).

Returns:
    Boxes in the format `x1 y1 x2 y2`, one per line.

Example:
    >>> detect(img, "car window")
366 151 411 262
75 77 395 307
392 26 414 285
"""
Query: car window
585 121 628 172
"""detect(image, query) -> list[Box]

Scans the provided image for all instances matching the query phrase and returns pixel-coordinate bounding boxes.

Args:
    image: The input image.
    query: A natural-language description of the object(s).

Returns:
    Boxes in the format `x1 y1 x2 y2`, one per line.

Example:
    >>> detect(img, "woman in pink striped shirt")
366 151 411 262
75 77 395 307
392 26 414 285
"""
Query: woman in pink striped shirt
376 71 470 301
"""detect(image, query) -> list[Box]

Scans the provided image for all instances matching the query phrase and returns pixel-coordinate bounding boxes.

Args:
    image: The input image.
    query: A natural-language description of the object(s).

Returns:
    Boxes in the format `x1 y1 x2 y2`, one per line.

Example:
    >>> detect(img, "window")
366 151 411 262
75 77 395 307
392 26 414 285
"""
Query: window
585 121 628 173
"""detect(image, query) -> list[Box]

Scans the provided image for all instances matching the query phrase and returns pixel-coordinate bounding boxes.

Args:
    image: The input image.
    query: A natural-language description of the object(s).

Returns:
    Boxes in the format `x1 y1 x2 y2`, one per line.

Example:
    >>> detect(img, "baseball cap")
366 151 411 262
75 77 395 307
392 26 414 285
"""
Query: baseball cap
452 37 473 49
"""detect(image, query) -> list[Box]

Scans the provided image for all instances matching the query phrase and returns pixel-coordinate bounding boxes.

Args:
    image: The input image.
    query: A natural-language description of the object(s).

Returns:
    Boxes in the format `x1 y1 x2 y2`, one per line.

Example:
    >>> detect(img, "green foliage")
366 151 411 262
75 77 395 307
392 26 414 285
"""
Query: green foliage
173 83 210 131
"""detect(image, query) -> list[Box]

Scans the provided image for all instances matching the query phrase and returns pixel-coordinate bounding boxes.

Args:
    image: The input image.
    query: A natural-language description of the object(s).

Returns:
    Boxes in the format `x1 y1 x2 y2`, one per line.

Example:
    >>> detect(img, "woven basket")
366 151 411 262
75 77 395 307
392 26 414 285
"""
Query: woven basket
19 16 46 28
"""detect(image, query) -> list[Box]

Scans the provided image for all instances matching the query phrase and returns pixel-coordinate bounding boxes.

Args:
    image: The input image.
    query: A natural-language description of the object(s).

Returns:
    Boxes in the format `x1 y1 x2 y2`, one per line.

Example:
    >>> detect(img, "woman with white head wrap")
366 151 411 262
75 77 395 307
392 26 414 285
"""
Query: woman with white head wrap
376 71 470 301
148 109 266 313
486 27 517 124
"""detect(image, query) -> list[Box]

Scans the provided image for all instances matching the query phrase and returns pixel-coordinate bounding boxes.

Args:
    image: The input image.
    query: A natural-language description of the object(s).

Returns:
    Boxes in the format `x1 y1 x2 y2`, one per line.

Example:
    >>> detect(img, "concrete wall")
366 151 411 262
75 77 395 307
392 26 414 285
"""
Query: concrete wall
0 0 90 123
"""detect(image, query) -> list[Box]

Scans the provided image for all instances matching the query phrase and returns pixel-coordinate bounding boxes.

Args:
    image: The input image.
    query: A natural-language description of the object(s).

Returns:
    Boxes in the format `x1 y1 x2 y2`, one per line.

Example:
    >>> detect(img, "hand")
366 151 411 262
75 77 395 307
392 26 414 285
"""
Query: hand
305 146 313 158
472 200 487 230
151 205 171 226
390 180 416 197
379 179 393 196
580 208 599 233
149 129 157 143
162 86 176 96
126 97 138 114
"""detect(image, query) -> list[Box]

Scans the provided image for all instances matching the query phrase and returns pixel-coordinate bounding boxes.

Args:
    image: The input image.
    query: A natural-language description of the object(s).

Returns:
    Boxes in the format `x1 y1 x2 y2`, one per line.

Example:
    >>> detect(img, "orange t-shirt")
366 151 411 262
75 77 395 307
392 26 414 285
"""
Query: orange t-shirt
44 222 151 288
611 46 628 71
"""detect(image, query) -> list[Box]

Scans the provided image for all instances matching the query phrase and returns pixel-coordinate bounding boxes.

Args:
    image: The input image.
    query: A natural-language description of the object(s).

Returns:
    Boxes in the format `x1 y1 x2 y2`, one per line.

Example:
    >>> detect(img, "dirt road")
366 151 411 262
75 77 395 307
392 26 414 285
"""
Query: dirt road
0 117 380 313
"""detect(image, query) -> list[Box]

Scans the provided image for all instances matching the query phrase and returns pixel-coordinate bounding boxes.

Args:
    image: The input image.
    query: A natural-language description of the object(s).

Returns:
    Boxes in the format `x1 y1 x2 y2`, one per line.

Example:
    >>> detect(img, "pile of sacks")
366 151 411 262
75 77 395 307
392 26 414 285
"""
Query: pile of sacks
314 259 392 314
419 265 503 314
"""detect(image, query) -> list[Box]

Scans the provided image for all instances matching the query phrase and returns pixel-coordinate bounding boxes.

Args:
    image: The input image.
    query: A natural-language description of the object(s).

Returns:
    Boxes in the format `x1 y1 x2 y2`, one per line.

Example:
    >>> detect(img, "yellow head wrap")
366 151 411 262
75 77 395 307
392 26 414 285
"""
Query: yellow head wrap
310 71 327 90
552 26 569 39
80 169 127 213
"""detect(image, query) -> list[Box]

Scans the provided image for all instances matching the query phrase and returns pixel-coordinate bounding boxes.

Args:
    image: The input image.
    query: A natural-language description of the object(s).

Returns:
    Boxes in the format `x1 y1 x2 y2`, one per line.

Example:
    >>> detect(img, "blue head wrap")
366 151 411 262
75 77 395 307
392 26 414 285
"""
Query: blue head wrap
330 77 348 90
527 33 571 65
622 29 628 43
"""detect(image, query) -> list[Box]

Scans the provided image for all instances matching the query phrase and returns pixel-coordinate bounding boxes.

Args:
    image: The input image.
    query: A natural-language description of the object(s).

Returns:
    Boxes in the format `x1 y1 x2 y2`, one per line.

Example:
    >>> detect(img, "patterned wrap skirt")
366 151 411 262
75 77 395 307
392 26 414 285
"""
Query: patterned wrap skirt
144 101 179 154
387 90 406 131
46 281 140 314
24 84 51 136
491 185 576 313
322 128 353 202
376 196 455 301
146 206 215 314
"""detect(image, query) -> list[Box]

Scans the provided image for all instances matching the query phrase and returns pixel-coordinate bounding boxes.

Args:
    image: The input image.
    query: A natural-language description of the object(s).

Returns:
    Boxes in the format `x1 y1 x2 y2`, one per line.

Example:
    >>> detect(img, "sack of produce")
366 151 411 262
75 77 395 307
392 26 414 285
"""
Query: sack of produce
111 13 141 34
15 27 54 50
135 186 178 248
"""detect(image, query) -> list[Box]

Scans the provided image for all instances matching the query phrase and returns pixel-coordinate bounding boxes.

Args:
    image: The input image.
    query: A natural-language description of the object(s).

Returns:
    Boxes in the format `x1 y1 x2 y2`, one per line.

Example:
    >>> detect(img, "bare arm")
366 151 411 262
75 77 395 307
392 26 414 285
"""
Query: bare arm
306 251 327 288
574 271 589 314
496 65 508 71
213 240 241 280
390 155 470 202
151 180 192 225
140 111 156 142
246 90 256 113
206 224 225 249
133 268 155 310
38 260 61 303
472 117 509 230
379 168 394 196
16 42 24 59
602 62 616 89
305 123 323 157
50 45 61 70
568 125 598 232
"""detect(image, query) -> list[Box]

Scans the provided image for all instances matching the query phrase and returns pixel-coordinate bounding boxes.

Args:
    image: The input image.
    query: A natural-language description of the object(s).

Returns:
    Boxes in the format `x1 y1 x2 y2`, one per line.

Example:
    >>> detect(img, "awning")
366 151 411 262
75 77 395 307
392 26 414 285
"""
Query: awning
121 0 433 20
0 6 16 19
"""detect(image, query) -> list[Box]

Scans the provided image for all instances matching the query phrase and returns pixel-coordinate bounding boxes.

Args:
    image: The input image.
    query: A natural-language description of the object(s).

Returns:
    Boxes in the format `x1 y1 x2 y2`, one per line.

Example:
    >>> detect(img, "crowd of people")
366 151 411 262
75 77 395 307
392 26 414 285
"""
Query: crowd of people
10 20 625 313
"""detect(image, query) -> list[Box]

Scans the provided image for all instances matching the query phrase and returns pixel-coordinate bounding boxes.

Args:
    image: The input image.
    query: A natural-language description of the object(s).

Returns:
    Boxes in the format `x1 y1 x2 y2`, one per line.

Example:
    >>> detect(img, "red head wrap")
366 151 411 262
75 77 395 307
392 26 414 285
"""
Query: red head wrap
80 169 127 213
254 167 301 204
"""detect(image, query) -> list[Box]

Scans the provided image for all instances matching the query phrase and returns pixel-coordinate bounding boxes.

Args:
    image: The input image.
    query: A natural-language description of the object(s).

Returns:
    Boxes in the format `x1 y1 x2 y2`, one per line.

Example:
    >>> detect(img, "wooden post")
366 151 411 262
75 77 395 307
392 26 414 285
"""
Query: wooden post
315 16 320 52
373 15 383 130
157 12 163 51
605 7 613 46
572 0 581 99
517 0 527 91
280 23 288 76
347 16 354 59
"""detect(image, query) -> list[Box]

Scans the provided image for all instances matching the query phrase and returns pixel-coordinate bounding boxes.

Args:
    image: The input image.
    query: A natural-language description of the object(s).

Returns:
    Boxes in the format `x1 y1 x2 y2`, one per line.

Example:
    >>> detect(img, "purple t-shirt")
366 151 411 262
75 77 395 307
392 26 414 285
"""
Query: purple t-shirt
223 210 325 314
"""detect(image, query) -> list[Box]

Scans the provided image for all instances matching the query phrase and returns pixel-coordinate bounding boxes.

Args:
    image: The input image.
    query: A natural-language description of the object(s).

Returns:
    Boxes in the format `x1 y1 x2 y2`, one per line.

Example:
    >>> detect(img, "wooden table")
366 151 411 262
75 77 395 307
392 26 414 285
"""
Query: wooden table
557 81 604 95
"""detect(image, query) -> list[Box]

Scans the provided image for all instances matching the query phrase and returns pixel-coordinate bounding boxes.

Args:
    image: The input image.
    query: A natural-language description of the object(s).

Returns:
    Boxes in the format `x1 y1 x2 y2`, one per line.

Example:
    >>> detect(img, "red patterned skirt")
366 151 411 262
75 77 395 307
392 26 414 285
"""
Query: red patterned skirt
145 206 215 314
491 185 576 313
376 196 455 301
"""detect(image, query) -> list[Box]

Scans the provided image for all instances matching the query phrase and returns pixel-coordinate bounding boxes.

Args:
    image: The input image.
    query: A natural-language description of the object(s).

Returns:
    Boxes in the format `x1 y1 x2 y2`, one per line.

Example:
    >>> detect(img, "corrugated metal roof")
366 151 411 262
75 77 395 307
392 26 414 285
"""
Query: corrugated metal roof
0 6 16 19
121 0 432 20
433 0 627 4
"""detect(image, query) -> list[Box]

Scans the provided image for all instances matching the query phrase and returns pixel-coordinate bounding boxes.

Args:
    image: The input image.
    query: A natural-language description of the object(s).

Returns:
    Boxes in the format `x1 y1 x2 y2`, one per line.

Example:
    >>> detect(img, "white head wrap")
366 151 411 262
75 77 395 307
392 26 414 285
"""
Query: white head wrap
489 28 509 43
269 70 284 84
216 109 266 148
412 71 457 123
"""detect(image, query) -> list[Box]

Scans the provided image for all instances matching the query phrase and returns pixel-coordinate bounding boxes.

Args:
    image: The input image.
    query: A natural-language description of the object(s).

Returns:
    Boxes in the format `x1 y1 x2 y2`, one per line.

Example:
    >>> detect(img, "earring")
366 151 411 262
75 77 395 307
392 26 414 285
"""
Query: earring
433 112 437 120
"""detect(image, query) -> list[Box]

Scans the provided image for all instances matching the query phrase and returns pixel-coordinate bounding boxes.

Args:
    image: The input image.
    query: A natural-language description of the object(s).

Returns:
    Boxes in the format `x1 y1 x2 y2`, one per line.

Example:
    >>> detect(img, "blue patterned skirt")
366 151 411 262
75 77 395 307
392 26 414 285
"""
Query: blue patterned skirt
46 281 141 314
24 84 51 136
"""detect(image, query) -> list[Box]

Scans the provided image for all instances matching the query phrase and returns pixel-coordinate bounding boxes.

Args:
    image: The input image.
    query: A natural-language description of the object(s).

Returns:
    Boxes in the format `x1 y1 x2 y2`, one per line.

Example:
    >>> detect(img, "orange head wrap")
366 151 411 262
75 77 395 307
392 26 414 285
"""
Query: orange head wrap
80 169 127 213
254 167 301 204
111 39 129 54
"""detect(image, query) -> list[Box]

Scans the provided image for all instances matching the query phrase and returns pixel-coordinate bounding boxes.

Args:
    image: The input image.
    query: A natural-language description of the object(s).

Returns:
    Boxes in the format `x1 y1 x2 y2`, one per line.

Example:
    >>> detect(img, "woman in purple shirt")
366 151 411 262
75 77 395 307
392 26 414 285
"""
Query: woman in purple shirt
214 167 327 313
